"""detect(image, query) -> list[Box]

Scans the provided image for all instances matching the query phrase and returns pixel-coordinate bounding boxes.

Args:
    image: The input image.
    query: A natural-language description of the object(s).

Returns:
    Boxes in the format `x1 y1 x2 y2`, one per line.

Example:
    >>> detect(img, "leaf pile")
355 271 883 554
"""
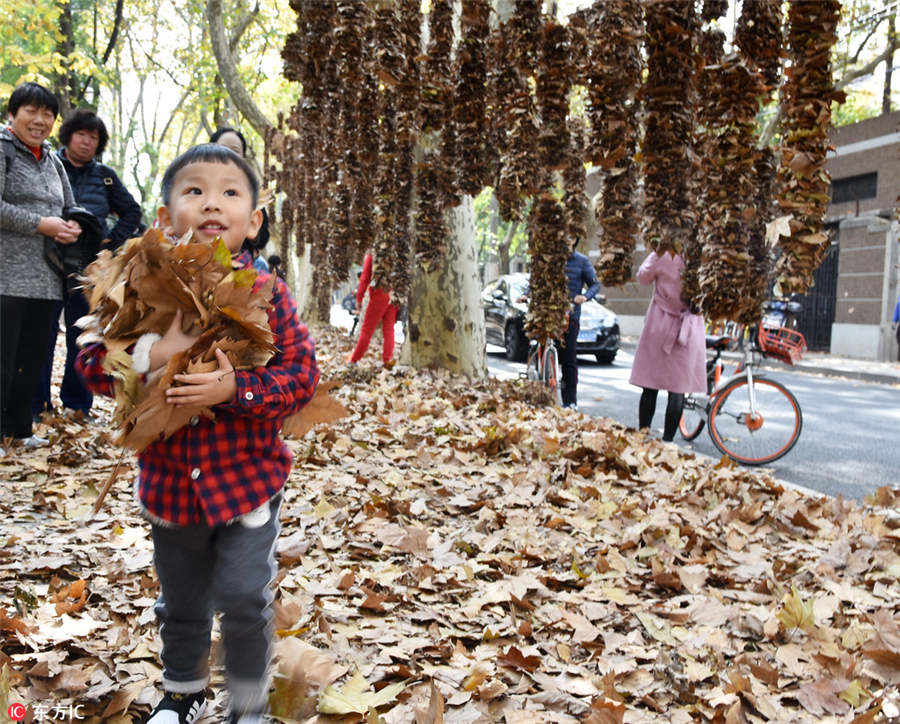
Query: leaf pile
640 0 699 256
587 0 643 287
2 324 899 723
76 229 276 451
775 0 843 296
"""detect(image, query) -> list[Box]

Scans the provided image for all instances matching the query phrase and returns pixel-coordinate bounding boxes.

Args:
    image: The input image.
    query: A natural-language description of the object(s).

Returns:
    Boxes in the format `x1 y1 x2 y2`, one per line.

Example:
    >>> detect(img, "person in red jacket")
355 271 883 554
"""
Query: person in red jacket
346 252 399 365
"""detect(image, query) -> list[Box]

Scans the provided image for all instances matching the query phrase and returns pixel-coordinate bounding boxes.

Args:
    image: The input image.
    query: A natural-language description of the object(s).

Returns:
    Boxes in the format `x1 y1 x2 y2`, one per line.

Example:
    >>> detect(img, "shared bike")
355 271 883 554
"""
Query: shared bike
525 337 562 405
680 313 806 466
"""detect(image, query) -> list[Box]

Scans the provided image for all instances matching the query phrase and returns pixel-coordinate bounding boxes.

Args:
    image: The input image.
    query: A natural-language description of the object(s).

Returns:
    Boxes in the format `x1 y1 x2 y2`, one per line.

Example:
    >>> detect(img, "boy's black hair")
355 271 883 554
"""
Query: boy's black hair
7 82 59 118
209 126 248 156
59 109 110 158
160 143 259 208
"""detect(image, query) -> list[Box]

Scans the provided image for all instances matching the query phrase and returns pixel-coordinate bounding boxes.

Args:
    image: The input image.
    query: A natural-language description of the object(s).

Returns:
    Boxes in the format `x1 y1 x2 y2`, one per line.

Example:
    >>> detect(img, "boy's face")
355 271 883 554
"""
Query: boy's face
157 160 262 255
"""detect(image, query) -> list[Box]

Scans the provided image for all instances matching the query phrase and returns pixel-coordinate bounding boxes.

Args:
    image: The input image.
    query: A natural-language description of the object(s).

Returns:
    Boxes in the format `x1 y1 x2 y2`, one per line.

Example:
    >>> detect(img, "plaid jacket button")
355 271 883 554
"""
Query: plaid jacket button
190 416 199 426
190 468 201 480
244 391 254 401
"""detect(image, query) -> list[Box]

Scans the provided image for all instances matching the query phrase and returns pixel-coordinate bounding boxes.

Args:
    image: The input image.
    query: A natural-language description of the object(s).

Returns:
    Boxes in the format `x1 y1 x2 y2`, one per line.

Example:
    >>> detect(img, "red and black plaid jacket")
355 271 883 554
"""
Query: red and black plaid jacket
76 253 319 527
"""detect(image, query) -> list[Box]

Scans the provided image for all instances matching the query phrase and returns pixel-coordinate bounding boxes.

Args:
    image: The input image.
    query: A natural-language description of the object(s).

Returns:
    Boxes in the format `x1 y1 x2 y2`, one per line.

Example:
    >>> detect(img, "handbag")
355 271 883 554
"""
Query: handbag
42 208 104 280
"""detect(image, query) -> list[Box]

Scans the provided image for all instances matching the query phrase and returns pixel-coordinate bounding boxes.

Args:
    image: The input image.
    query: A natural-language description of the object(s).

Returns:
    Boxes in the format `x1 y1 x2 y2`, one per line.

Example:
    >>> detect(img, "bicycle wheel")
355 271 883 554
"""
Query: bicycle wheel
679 394 706 440
541 344 562 406
707 376 802 465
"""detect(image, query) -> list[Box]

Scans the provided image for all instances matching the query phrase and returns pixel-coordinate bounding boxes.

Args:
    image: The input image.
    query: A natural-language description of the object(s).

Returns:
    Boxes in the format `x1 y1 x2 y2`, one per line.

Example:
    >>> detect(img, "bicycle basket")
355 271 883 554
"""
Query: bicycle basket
757 326 807 365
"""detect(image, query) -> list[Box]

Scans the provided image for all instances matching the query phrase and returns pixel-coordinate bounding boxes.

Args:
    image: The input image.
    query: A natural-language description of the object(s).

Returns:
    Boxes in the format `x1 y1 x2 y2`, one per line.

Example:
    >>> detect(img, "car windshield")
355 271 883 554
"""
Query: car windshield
509 278 529 299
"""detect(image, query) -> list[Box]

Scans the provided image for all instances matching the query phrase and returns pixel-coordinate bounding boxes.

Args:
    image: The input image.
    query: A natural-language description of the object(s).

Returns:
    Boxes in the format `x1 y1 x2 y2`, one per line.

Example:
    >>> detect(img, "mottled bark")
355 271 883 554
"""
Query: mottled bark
404 198 487 378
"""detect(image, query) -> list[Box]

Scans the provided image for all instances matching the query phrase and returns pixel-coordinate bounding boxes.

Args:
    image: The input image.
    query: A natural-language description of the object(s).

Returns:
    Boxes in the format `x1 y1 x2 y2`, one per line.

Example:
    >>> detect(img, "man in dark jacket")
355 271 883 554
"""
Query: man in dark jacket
560 237 601 409
33 109 143 419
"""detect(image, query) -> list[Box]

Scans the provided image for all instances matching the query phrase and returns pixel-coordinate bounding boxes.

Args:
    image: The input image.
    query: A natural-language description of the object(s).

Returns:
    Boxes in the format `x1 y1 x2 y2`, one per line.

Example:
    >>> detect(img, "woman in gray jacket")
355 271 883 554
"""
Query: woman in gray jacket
1 82 81 448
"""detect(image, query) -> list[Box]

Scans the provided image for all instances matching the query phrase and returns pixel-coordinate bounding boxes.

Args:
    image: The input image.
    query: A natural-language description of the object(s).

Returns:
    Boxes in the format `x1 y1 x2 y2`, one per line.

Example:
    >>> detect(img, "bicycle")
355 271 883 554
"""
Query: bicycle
525 337 562 406
679 313 806 466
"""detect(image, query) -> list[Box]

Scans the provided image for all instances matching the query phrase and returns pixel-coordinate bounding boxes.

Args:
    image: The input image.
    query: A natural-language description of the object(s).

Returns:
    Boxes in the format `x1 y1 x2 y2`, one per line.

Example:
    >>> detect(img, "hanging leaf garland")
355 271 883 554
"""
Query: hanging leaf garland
455 0 492 198
563 115 588 245
527 17 573 347
681 27 725 309
420 0 454 135
701 0 728 23
735 0 783 87
414 146 449 273
371 5 404 294
493 19 540 223
326 0 368 285
695 51 769 323
535 17 571 171
414 0 454 273
526 185 571 347
640 0 699 256
387 0 422 302
775 0 843 296
509 0 542 73
736 0 783 322
353 19 381 264
589 0 643 287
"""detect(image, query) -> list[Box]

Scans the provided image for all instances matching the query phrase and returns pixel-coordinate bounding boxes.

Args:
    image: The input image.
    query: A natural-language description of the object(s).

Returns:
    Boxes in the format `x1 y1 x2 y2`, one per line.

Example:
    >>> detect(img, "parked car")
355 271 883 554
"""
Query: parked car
481 273 620 363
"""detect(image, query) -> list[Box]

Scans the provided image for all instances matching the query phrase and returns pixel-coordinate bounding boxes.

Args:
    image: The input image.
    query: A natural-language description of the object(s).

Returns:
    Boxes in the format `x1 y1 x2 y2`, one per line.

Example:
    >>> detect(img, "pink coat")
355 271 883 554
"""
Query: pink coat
629 252 706 394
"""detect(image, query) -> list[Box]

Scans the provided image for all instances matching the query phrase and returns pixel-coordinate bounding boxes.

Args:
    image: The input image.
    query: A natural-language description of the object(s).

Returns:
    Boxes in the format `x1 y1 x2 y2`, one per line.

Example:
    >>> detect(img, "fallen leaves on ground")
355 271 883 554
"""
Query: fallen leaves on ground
1 324 899 723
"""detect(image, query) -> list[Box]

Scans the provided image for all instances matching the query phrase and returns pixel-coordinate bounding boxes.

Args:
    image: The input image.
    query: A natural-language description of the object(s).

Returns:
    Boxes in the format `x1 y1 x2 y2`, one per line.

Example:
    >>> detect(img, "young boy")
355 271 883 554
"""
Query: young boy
76 144 319 724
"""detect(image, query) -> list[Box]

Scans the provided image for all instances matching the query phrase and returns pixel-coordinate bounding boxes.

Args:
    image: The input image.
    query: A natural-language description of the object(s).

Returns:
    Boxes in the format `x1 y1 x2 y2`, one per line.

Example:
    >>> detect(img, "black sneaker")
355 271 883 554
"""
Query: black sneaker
146 691 208 724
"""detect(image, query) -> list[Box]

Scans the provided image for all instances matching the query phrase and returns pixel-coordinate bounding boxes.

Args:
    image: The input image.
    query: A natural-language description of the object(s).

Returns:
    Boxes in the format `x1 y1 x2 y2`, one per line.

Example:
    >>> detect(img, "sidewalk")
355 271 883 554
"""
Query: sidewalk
619 336 900 386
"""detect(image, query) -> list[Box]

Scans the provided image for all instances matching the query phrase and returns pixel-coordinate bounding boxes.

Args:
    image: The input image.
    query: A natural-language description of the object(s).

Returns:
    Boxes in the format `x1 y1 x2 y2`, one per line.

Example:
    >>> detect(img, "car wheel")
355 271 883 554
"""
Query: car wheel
505 323 528 362
595 351 616 364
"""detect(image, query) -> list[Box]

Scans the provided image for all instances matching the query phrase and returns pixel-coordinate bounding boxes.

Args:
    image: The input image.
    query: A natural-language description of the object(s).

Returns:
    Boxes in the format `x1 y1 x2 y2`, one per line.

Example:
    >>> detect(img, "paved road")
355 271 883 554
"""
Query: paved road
487 345 900 501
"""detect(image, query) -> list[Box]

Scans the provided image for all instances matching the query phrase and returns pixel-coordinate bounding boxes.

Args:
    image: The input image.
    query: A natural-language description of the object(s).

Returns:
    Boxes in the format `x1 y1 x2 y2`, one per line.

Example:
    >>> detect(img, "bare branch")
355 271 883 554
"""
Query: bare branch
836 44 894 91
206 0 272 136
230 3 260 53
101 0 125 65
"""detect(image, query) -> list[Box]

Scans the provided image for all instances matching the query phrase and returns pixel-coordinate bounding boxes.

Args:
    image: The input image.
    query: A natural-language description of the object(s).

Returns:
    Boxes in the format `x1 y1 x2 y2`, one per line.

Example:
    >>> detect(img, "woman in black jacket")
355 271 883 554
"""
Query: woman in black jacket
33 109 144 419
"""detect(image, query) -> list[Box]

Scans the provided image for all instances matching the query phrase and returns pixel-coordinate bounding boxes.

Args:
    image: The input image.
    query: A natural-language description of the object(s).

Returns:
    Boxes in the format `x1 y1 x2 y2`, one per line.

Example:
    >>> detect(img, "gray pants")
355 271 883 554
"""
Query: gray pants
150 493 282 713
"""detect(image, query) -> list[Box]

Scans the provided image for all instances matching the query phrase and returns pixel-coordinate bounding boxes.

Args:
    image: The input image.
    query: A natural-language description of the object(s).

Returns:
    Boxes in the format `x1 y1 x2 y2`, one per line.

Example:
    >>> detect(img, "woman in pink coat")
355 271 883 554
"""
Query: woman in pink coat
629 251 706 441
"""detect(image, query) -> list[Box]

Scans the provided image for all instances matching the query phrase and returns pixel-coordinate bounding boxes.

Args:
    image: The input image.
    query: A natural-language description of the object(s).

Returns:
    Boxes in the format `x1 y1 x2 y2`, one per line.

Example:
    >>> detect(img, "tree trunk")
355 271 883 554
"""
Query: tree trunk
884 12 896 115
55 1 76 118
403 198 487 378
497 221 518 275
291 245 314 320
205 0 272 136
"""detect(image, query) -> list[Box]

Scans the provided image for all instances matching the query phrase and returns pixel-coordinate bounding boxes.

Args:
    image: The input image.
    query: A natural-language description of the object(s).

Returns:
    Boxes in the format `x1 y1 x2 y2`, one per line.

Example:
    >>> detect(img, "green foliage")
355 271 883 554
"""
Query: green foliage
473 188 530 268
832 88 882 126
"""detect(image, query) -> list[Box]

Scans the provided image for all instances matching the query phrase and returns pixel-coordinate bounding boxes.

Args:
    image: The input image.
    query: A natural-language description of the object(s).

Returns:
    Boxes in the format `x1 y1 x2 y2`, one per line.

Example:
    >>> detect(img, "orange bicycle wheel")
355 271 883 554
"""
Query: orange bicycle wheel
707 376 802 465
679 394 705 440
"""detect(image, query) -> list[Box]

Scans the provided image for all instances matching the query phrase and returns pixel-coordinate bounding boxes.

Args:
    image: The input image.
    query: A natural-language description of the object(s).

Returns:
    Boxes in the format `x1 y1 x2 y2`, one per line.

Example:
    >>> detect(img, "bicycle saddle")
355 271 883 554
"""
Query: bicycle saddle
705 335 734 350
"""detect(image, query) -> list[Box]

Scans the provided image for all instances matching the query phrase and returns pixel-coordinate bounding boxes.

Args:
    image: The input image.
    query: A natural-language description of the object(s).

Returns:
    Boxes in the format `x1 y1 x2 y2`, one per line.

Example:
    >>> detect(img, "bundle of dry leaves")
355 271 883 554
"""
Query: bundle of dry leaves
1 325 898 723
76 229 276 451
